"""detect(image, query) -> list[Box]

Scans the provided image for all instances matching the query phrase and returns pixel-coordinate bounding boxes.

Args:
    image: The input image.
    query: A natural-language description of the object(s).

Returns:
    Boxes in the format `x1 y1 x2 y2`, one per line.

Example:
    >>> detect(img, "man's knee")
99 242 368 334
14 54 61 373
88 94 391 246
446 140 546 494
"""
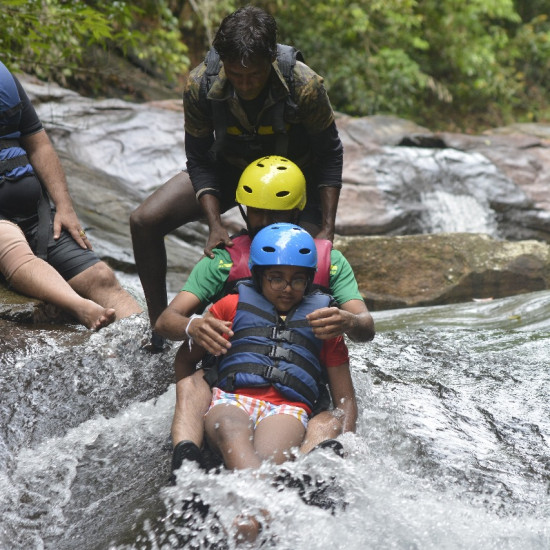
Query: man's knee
176 370 211 411
69 261 119 293
0 221 35 281
129 202 151 234
130 172 197 236
306 411 343 439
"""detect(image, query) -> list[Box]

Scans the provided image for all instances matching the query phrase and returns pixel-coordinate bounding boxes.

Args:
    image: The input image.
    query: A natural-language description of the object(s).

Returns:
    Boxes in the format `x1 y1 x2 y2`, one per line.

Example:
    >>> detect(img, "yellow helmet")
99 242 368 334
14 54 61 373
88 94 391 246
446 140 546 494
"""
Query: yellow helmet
236 156 306 211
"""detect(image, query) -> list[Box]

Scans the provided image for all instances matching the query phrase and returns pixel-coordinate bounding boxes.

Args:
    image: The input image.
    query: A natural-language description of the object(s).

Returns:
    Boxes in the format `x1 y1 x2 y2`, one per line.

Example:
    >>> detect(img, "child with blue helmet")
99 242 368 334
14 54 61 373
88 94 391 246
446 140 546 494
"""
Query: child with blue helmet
187 223 357 542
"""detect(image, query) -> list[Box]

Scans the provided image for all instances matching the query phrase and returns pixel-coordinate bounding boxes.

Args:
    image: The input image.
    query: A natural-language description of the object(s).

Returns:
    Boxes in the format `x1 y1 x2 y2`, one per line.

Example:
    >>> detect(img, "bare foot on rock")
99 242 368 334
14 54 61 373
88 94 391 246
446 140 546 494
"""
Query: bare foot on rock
78 300 116 330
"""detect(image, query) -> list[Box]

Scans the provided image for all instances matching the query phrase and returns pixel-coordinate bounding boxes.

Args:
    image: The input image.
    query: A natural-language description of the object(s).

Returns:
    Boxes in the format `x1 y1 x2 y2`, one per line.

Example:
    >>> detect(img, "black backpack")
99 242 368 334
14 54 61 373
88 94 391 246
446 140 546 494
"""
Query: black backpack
198 44 305 158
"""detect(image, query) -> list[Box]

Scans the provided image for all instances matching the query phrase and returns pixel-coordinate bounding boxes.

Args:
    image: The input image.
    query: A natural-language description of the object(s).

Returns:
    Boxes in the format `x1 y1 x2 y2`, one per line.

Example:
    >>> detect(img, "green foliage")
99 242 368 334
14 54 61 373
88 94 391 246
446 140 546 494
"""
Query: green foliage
264 0 550 129
270 0 428 117
179 0 240 43
3 0 550 129
0 0 189 87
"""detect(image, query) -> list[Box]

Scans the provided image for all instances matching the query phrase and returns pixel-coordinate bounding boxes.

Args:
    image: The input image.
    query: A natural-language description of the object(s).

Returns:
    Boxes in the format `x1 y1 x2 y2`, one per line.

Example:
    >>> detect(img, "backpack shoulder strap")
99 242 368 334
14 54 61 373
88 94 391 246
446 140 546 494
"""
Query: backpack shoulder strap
199 47 226 158
200 48 221 96
276 44 304 99
273 44 304 155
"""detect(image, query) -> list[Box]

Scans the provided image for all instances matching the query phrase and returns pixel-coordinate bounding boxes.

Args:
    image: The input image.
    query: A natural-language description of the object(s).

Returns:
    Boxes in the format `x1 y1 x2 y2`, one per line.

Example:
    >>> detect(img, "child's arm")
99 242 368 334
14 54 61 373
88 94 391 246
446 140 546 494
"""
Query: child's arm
326 362 358 433
155 291 233 355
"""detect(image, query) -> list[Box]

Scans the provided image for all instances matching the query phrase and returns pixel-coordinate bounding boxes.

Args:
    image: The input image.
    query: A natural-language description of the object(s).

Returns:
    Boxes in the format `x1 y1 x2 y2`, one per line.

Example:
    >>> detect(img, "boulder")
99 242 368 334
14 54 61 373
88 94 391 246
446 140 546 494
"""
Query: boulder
0 283 73 325
334 233 550 310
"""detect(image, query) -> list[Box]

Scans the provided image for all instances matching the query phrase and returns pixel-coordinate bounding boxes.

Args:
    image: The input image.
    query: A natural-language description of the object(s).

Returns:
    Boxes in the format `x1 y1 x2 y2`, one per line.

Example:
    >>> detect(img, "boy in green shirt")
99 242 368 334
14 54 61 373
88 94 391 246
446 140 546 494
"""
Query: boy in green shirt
155 156 374 476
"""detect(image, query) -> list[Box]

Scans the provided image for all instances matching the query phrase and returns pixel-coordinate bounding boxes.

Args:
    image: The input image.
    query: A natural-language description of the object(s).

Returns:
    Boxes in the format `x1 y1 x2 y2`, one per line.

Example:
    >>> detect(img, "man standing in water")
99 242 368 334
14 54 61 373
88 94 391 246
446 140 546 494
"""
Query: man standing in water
130 5 344 350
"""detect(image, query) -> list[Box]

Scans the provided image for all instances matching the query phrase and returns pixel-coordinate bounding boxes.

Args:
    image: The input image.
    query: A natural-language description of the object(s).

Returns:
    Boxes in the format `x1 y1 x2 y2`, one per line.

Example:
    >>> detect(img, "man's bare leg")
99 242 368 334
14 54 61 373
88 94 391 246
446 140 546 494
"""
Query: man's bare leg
172 370 212 449
10 259 116 330
68 261 142 319
129 172 202 329
170 345 214 476
0 222 115 330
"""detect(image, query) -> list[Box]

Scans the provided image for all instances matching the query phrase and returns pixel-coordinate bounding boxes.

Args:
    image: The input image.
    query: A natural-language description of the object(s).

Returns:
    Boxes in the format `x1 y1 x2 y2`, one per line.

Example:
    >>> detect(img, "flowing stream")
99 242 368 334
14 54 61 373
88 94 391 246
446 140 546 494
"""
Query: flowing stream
1 289 549 549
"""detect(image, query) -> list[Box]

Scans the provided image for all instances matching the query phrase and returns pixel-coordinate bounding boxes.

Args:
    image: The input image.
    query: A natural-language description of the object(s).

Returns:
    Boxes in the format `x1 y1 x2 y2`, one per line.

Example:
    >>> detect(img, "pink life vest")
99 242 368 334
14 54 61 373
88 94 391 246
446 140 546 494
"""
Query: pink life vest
226 233 332 291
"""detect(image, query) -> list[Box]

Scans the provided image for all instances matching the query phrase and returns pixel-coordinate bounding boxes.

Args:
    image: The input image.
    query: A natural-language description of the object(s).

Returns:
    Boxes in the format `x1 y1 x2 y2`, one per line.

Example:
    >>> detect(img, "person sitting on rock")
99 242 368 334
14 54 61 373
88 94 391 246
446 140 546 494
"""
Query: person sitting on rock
153 156 374 476
202 223 357 543
0 61 142 330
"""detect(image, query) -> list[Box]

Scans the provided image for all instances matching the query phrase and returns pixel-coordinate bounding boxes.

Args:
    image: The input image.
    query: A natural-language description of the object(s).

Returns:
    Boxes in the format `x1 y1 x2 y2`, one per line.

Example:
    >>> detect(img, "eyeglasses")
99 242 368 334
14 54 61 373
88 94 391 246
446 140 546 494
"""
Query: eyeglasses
264 274 308 291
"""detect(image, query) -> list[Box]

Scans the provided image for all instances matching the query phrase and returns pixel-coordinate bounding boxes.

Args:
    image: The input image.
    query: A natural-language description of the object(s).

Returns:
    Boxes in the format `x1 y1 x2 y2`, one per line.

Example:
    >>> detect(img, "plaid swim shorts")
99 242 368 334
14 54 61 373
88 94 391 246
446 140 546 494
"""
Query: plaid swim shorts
209 387 309 429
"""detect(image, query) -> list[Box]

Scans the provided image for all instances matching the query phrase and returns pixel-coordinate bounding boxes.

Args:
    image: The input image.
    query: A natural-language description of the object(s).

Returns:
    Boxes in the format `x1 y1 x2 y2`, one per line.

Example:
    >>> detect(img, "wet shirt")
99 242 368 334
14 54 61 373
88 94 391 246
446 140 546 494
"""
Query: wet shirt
0 75 44 219
183 58 343 200
183 247 363 308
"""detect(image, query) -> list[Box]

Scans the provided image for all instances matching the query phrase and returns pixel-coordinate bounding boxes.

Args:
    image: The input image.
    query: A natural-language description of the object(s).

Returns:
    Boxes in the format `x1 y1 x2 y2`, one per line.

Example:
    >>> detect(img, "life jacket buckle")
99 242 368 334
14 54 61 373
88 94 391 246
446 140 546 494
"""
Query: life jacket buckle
264 365 287 385
270 326 292 342
268 345 291 361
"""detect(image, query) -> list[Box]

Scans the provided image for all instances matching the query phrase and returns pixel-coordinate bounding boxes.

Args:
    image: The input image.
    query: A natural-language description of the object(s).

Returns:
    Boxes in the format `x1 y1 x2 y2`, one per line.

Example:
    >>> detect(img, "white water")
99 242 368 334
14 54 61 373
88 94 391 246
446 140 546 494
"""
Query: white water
421 190 498 235
2 292 549 549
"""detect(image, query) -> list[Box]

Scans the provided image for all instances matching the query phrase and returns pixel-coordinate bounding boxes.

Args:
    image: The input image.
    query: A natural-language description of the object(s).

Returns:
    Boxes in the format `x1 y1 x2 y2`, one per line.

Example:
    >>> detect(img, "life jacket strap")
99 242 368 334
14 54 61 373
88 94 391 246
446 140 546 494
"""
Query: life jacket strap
218 362 318 406
231 325 319 358
223 342 319 382
237 301 278 323
0 153 30 176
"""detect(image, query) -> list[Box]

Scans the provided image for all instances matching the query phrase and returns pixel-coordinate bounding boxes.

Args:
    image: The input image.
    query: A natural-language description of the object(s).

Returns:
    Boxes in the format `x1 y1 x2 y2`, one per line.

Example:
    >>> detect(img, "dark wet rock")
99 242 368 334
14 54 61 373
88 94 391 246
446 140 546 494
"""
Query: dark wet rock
2 233 549 321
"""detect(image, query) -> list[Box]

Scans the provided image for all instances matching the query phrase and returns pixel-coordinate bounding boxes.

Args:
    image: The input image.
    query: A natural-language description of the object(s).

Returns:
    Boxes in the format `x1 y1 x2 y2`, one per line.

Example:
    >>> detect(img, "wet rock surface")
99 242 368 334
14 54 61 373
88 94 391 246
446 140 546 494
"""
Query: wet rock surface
334 233 550 310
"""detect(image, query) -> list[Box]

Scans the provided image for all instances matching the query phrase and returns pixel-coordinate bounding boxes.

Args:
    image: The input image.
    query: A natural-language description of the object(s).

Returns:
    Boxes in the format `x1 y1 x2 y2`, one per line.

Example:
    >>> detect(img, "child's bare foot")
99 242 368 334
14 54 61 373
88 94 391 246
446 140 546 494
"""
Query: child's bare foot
233 509 270 544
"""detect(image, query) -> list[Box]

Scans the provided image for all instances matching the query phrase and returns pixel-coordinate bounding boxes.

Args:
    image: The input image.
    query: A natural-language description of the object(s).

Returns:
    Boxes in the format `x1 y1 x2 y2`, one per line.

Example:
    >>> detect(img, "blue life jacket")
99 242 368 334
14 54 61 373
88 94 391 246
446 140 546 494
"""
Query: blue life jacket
0 61 34 181
225 233 332 294
212 282 333 409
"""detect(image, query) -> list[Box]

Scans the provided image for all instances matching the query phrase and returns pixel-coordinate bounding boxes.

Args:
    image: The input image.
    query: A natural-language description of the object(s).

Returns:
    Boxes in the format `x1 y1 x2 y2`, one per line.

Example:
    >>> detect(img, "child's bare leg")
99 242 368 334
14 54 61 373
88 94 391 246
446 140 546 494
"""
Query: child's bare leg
254 414 306 464
204 404 260 470
299 410 343 454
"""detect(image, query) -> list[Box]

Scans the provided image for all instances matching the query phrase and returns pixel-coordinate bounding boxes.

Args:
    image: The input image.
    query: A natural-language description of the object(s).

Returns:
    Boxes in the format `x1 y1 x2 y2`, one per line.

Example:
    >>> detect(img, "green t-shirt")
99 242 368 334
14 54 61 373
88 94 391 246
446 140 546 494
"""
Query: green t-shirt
182 248 363 307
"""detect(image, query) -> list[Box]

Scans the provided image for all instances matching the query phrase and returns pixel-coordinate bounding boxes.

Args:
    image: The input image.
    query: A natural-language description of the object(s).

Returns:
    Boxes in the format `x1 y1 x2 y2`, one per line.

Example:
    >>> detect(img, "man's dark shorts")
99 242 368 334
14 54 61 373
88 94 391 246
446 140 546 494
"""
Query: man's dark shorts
21 212 101 281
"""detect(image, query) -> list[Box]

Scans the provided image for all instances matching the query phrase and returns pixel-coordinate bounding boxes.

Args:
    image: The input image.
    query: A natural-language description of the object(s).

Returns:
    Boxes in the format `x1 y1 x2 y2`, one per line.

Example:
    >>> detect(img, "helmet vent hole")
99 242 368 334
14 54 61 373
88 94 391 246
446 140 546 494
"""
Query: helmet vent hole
257 163 265 168
262 246 276 253
276 191 290 198
276 166 288 171
299 248 312 255
243 185 253 194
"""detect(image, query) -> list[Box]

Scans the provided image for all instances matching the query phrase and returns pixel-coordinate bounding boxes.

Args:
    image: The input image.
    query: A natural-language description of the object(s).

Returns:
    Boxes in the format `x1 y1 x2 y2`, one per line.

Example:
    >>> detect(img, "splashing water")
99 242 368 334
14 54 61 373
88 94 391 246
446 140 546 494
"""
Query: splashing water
1 293 550 549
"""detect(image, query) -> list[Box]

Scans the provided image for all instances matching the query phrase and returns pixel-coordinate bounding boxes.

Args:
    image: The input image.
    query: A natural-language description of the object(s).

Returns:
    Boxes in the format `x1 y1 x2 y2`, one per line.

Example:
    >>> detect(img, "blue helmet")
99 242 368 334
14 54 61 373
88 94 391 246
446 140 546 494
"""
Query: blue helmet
249 223 317 271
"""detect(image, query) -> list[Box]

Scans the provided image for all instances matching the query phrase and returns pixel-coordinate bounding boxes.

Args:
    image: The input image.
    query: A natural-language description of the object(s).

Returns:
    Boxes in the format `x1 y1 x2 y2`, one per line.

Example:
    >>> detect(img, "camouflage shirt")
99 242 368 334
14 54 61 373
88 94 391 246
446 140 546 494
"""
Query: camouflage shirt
183 57 343 200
